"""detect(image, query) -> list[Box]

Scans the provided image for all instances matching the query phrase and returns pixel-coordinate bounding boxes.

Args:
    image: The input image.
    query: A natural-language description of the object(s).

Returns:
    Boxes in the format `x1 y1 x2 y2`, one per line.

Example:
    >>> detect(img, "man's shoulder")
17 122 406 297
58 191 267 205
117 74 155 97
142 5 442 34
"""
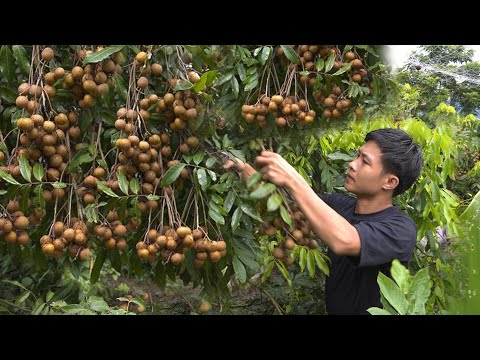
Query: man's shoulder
389 207 416 227
320 192 355 204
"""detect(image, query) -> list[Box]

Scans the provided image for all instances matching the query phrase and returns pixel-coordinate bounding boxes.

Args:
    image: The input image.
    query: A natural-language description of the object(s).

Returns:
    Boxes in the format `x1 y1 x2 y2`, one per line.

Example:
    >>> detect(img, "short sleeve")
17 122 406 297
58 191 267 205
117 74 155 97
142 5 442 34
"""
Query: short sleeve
353 216 417 268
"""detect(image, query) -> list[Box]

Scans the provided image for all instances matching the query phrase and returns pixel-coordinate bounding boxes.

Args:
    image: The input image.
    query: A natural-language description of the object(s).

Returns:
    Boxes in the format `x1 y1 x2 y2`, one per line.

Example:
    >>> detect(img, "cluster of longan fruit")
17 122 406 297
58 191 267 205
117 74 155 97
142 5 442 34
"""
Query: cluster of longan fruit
259 208 319 267
39 218 91 260
154 90 202 131
241 94 316 128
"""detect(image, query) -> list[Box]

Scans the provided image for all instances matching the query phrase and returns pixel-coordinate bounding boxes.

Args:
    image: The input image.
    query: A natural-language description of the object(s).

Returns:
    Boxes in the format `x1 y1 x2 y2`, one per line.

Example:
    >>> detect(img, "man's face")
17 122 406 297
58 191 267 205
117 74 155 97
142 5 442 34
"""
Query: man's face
344 140 390 196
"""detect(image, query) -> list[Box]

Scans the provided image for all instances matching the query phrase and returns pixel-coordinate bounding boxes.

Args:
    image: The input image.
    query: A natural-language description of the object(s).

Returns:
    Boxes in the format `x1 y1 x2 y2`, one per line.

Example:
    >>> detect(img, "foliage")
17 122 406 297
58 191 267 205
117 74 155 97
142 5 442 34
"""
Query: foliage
396 45 480 118
368 259 432 315
449 190 480 314
0 44 392 311
1 44 479 315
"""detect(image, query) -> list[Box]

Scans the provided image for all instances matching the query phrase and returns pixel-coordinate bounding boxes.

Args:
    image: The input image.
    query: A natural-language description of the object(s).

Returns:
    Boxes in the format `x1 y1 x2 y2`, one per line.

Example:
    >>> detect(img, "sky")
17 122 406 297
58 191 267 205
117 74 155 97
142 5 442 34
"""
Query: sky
386 45 480 69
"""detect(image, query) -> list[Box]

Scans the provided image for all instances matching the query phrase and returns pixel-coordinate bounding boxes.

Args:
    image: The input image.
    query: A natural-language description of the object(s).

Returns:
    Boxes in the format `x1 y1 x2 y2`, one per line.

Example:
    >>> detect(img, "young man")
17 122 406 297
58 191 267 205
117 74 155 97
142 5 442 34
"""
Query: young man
224 128 423 314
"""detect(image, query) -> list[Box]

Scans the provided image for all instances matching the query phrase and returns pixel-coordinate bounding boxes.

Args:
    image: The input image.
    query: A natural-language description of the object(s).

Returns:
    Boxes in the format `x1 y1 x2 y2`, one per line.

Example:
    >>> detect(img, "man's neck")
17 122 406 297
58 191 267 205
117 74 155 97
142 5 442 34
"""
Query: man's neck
354 196 393 214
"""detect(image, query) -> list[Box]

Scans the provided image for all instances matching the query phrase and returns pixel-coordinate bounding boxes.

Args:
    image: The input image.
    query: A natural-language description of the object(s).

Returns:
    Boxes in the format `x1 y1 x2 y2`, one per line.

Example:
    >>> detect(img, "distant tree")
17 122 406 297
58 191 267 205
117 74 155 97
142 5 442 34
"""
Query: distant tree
395 45 480 118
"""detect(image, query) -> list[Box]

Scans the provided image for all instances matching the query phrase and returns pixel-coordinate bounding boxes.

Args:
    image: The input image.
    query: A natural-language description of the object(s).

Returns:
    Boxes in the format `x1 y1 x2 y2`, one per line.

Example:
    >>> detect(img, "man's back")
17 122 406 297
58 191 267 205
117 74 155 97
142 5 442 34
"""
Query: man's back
320 193 416 315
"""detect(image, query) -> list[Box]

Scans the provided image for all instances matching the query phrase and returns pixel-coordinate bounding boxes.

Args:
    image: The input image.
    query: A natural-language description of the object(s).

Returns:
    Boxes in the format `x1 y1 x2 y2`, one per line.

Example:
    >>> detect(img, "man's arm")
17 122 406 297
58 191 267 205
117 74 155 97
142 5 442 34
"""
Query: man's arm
247 151 361 256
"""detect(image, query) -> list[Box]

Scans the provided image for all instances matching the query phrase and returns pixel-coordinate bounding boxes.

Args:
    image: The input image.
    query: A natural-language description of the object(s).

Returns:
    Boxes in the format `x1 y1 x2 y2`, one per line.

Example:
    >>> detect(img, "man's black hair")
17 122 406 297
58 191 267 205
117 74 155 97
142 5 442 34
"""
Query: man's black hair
365 128 423 196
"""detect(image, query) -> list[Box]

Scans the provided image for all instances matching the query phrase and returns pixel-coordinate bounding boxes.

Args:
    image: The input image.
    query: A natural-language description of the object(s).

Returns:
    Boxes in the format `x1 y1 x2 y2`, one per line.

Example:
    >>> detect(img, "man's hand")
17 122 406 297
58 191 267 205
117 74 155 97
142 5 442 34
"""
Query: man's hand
223 159 257 181
254 150 304 190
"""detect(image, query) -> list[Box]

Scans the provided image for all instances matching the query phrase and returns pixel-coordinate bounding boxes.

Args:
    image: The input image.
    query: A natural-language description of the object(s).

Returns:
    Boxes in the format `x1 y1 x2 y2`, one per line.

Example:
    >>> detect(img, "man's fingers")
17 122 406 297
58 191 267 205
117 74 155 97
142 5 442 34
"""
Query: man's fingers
260 150 276 157
223 159 247 172
223 159 235 169
254 155 271 167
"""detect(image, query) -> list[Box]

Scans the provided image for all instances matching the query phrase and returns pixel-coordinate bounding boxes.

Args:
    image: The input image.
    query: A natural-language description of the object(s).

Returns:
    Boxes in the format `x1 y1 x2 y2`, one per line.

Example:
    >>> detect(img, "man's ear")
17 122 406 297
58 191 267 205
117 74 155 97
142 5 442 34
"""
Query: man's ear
383 174 399 191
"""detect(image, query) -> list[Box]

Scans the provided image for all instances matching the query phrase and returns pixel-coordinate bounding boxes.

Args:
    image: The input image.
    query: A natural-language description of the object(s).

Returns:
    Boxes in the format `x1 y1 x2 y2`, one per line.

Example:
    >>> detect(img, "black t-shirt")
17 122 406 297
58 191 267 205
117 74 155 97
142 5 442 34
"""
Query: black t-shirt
319 193 417 315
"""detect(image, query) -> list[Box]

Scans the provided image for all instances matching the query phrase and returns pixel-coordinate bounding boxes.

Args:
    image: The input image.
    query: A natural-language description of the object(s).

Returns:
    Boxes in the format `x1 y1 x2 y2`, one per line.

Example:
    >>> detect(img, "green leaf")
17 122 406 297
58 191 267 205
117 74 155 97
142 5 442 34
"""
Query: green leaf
117 170 129 195
55 89 73 100
246 171 262 189
87 296 111 312
244 78 258 92
83 45 124 65
0 168 20 185
90 249 106 284
276 260 291 285
237 63 247 82
299 247 307 272
33 163 44 182
193 151 204 165
407 268 432 315
130 197 141 219
228 149 246 163
84 203 98 224
260 46 271 65
52 181 67 189
19 185 30 212
224 191 235 213
240 203 263 223
211 194 224 205
232 256 247 283
193 70 217 92
68 148 93 173
307 251 316 278
250 183 277 200
327 152 354 162
128 45 141 54
15 290 31 304
130 177 140 194
356 45 378 57
79 109 93 133
325 52 336 73
261 261 275 283
100 111 116 126
377 272 408 315
2 279 30 292
332 62 352 76
233 227 255 240
207 169 216 181
19 154 31 182
113 73 128 101
96 181 119 197
33 186 45 210
196 168 208 188
215 72 233 86
32 302 46 315
47 289 59 303
0 86 17 103
390 259 410 294
0 190 7 195
316 58 325 72
231 76 239 97
0 45 15 84
367 307 392 315
161 163 187 187
279 205 292 226
174 80 194 91
12 45 30 76
209 200 227 216
232 239 260 272
280 45 300 64
231 207 242 231
314 251 330 276
267 193 282 212
208 208 225 225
